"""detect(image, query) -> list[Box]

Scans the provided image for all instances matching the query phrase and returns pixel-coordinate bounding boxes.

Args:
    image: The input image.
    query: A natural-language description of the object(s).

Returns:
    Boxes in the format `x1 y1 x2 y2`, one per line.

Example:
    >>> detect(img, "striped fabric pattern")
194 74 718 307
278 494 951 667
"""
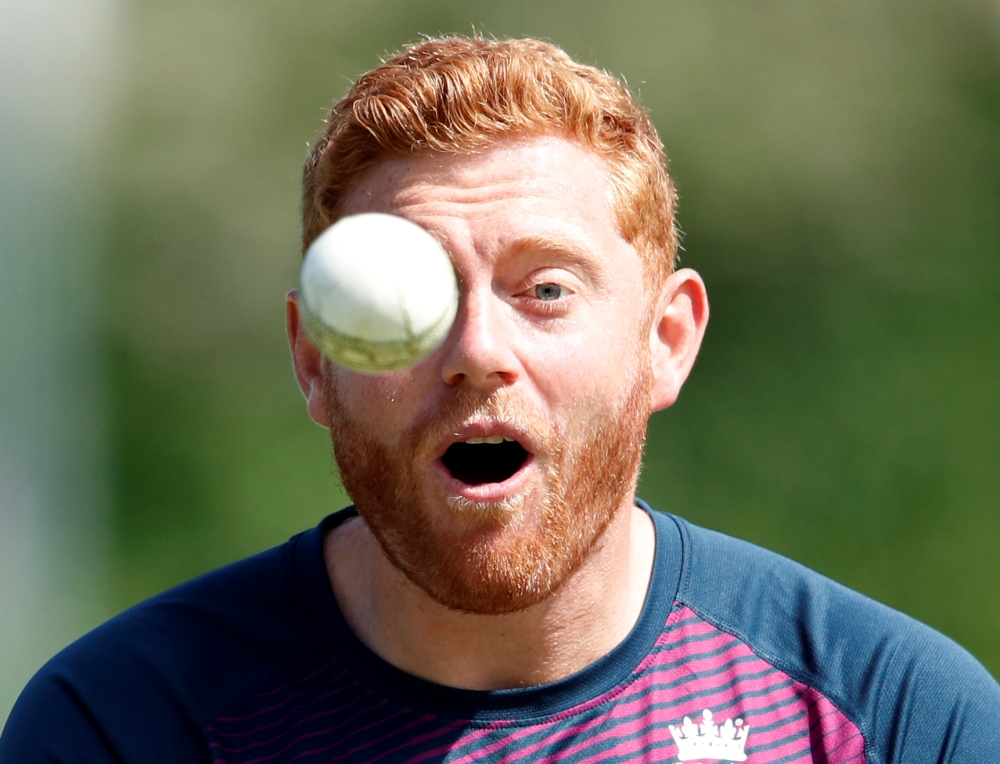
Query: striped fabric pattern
203 605 865 764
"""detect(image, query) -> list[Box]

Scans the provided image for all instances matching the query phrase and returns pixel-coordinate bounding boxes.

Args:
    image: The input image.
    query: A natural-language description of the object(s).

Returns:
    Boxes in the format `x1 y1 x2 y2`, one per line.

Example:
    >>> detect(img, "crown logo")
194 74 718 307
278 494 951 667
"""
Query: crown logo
668 709 751 762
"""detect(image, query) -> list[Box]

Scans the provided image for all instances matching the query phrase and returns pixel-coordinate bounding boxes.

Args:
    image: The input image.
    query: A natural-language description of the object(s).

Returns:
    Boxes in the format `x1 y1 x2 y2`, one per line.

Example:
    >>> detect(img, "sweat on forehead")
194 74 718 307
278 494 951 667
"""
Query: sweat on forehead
301 36 680 285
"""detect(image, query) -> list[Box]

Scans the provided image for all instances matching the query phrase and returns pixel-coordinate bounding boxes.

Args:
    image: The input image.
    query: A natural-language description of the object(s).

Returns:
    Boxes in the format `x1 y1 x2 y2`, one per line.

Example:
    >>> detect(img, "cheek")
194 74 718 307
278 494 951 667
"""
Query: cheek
522 300 649 415
519 318 642 413
326 366 420 436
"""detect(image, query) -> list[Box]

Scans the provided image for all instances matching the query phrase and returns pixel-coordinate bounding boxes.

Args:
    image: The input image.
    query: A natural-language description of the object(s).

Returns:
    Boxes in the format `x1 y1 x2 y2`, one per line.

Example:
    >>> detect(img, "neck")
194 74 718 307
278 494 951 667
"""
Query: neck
324 500 656 690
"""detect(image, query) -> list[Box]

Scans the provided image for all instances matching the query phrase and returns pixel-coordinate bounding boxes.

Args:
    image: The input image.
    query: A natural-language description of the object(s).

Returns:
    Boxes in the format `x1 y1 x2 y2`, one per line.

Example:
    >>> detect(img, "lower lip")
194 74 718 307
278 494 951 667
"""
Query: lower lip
432 454 537 502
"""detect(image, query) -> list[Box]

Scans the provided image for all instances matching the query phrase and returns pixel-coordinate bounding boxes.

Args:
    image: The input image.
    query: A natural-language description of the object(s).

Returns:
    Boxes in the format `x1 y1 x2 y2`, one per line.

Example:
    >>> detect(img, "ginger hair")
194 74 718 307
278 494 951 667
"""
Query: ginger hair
301 36 679 283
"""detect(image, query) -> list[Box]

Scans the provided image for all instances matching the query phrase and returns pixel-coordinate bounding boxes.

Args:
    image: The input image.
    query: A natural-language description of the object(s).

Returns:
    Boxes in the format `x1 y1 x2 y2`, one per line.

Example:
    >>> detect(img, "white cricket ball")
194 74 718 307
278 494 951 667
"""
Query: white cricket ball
298 212 459 373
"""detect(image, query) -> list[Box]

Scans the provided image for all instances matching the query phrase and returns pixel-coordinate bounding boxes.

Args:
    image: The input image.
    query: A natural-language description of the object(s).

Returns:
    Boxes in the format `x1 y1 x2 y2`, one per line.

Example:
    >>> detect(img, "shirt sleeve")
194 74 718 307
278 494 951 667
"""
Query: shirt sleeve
0 628 210 764
1 666 127 764
864 629 1000 763
0 534 320 764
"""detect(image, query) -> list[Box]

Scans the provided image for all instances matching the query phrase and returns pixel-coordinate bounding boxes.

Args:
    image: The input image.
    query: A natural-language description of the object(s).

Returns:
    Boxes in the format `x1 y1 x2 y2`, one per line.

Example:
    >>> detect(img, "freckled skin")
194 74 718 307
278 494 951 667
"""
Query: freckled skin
287 135 709 690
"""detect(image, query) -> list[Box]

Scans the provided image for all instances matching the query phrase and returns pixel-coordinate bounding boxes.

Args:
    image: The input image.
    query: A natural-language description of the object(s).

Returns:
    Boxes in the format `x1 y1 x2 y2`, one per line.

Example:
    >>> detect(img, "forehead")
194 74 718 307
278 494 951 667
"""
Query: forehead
344 136 611 207
340 136 629 264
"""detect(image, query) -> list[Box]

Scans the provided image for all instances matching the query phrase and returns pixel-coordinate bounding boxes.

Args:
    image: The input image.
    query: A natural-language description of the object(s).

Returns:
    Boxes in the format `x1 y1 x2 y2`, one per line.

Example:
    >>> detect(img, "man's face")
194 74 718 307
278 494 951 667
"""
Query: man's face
322 136 656 614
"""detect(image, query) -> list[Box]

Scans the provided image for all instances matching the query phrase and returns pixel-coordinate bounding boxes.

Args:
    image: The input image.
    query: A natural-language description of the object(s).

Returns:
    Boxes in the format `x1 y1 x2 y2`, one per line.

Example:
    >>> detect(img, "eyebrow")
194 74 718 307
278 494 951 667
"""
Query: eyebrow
506 233 610 289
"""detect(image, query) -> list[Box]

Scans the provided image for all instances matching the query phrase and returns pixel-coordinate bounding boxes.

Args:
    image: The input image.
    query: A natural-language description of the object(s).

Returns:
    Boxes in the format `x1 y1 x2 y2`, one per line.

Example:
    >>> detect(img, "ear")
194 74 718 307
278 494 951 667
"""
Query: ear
286 290 332 427
647 268 709 412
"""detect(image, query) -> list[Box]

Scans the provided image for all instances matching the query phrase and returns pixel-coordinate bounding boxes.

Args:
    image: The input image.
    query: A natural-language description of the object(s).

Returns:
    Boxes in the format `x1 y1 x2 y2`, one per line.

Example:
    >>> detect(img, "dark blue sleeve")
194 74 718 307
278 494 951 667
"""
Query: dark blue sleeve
1 670 129 764
0 532 325 764
674 518 1000 764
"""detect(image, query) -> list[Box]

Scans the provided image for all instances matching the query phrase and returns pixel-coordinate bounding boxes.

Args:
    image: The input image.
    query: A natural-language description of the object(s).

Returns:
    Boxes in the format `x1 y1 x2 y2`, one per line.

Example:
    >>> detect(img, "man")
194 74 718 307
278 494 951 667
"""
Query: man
3 35 999 763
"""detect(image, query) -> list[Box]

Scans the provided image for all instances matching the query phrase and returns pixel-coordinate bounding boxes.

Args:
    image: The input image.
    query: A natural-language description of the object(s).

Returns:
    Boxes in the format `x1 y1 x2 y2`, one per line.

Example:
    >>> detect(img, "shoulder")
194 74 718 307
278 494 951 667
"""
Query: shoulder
666 513 1000 764
0 528 327 763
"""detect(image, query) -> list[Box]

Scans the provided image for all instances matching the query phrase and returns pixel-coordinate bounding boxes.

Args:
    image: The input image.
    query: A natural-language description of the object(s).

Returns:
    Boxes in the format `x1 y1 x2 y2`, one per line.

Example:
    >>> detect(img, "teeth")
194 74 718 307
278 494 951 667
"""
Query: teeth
463 435 512 445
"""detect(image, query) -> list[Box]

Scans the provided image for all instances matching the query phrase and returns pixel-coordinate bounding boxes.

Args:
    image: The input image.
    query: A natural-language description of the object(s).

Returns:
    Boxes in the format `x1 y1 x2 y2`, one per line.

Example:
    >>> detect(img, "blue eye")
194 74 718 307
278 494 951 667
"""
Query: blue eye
534 283 562 301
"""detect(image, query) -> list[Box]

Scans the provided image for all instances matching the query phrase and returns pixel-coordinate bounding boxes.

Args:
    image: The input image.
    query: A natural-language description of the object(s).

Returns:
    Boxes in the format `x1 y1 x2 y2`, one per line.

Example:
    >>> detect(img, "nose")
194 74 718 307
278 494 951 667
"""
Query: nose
440 288 521 390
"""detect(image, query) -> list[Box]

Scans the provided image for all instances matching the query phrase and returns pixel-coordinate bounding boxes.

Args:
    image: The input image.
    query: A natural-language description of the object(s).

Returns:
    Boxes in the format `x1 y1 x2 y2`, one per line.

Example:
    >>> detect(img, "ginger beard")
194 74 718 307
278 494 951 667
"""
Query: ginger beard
324 361 652 615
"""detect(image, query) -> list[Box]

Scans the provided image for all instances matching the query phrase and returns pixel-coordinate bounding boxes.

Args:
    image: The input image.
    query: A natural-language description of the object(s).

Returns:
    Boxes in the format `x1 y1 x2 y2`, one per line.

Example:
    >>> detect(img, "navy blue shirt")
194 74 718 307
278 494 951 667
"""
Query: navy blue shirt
3 504 999 763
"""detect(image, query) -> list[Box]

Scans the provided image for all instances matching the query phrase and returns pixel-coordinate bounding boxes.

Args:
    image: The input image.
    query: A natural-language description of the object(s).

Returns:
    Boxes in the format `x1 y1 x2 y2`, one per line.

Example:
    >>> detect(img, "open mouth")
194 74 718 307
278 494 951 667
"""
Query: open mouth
441 437 530 485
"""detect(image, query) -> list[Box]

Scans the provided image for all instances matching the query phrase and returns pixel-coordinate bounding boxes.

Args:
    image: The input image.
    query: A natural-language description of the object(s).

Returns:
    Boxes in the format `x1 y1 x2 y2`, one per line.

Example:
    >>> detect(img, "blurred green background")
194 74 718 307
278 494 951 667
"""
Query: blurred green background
3 0 999 724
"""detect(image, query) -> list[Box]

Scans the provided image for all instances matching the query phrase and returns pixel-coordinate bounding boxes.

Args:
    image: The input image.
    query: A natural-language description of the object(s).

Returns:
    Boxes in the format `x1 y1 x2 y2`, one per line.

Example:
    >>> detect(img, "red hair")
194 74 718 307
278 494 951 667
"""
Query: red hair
302 36 679 282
